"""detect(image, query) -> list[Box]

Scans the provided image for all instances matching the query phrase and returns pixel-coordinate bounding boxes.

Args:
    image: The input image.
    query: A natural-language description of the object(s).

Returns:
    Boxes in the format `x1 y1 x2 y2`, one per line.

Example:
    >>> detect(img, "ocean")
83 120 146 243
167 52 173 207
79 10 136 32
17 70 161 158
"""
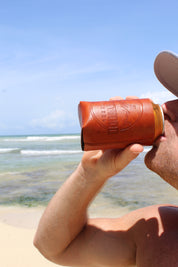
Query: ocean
0 134 177 215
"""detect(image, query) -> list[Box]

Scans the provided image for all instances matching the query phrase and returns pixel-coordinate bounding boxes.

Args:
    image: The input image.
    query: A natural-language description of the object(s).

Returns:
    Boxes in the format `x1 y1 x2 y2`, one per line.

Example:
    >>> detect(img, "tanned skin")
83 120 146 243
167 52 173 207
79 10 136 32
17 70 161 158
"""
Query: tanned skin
34 97 178 267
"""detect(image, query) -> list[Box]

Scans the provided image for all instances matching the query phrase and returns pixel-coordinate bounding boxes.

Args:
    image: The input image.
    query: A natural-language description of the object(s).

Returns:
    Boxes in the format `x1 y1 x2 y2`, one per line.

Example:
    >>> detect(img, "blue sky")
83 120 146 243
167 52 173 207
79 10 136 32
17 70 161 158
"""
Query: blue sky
0 0 177 135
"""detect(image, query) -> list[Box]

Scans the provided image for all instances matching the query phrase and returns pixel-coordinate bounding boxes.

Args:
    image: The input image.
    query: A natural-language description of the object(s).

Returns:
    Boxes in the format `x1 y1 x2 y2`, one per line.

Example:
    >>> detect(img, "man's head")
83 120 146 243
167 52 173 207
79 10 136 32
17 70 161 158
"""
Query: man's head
145 51 178 189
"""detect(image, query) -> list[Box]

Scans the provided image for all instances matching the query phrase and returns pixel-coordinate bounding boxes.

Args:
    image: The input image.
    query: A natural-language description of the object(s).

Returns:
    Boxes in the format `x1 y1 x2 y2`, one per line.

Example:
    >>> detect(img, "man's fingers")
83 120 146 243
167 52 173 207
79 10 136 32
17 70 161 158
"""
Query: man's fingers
126 96 139 100
110 96 139 101
129 144 144 154
109 96 123 101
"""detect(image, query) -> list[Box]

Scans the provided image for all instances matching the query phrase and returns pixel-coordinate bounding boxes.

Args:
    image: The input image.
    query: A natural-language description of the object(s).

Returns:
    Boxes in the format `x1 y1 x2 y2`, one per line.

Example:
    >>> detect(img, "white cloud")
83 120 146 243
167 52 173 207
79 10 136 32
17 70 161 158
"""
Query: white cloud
140 90 176 104
31 110 66 129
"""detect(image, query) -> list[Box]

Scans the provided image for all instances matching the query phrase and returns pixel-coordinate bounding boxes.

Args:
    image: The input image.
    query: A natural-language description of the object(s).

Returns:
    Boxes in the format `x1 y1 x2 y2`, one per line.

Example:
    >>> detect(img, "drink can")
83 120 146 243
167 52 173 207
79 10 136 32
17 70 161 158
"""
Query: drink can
78 98 164 151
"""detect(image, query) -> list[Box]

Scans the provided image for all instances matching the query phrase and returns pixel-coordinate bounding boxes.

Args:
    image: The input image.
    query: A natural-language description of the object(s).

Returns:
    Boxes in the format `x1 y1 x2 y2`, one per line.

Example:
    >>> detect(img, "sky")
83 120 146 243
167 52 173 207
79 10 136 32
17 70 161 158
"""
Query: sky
0 0 177 135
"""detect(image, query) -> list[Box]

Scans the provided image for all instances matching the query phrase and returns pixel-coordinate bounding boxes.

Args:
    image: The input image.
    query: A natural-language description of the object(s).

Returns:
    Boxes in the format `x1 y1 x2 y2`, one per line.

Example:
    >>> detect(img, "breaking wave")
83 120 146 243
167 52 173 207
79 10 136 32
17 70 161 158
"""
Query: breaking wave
0 148 20 153
3 135 80 142
20 150 82 156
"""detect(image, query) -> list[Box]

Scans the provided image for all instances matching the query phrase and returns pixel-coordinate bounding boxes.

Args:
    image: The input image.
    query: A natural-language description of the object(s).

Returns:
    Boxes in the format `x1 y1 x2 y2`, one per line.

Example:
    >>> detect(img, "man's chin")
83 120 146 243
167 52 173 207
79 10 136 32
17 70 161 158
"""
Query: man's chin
144 145 166 180
144 146 157 171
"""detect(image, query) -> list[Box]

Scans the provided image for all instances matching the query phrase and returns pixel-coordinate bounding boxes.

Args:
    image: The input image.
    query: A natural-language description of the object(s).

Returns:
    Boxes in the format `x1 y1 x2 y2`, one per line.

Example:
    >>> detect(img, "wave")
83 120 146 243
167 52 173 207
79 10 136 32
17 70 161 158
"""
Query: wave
0 146 151 156
26 136 80 142
0 148 20 153
0 147 82 156
0 146 151 155
20 150 82 156
3 135 80 142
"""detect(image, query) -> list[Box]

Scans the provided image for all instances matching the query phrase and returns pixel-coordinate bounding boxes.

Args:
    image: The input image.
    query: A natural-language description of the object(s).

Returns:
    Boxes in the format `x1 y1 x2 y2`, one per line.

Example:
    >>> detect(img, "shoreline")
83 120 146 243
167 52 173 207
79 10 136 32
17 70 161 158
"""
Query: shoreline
0 205 44 229
0 204 130 229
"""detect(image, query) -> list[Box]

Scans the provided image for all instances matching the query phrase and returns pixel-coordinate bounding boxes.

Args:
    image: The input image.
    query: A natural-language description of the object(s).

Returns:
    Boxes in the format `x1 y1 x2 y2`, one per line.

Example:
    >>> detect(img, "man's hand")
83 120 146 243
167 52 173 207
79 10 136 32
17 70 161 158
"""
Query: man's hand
80 143 143 181
80 96 144 181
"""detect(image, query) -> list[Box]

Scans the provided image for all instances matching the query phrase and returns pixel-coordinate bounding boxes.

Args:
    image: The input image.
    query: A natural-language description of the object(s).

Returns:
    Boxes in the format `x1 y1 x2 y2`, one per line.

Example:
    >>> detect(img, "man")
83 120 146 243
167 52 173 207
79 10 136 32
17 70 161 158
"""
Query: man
34 51 178 267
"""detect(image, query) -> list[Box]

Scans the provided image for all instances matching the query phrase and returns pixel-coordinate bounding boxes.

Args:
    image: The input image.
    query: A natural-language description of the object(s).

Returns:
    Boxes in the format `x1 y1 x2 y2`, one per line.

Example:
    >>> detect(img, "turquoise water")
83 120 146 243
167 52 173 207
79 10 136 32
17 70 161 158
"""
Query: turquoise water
0 134 177 210
0 135 82 173
0 134 82 206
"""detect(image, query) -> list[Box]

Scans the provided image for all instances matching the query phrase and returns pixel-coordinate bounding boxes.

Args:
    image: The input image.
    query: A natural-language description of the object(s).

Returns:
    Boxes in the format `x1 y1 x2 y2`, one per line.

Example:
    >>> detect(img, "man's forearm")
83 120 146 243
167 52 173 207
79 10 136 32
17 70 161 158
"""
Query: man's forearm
34 144 143 264
33 162 108 260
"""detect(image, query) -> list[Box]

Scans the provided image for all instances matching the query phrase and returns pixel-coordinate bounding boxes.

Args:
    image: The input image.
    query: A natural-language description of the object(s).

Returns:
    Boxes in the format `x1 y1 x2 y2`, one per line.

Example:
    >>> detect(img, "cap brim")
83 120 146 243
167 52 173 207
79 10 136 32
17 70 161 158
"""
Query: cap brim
154 51 178 97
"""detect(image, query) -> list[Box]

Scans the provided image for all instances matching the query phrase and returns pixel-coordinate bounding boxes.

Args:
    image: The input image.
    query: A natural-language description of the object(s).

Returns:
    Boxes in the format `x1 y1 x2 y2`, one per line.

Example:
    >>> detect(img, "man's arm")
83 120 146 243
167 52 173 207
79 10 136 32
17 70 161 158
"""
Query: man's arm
33 143 143 266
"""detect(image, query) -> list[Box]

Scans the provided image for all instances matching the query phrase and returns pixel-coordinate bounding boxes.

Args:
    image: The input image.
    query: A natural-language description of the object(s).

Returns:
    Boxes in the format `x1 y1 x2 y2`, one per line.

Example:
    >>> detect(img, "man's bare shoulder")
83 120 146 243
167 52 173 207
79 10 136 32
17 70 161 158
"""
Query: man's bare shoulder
52 204 178 267
123 204 178 267
89 204 178 232
89 204 178 267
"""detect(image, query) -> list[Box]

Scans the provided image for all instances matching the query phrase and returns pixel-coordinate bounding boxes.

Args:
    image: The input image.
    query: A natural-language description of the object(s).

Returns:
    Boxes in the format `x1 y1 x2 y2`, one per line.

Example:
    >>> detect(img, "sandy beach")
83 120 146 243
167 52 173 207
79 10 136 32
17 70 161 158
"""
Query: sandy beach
0 204 131 267
0 206 64 267
0 204 130 267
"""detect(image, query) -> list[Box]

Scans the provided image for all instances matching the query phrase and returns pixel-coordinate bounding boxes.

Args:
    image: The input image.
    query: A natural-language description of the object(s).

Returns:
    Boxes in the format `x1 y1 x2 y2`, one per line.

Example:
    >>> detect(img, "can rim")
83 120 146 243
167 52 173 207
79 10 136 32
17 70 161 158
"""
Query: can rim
159 105 165 134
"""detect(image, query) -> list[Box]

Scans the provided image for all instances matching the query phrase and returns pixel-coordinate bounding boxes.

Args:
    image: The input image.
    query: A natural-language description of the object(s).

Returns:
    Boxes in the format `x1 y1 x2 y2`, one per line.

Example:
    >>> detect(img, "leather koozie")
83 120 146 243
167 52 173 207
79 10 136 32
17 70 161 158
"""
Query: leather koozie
78 98 164 151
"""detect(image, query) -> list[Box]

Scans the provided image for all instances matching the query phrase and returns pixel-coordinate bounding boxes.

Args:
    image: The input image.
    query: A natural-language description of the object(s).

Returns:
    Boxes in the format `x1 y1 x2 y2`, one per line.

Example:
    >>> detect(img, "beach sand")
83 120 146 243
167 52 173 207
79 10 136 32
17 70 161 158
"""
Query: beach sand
0 204 130 267
0 206 64 267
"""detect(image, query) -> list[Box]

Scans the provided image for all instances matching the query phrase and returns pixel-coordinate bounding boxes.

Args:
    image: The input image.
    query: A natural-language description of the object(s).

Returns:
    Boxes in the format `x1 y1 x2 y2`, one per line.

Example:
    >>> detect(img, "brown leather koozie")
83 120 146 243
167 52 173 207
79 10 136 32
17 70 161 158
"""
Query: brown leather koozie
78 98 164 151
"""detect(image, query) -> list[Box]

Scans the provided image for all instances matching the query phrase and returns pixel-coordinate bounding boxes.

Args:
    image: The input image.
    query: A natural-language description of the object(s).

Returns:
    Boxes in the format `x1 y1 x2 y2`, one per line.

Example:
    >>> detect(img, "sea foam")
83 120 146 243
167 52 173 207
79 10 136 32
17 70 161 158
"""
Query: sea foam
4 135 80 142
20 150 82 156
0 148 20 153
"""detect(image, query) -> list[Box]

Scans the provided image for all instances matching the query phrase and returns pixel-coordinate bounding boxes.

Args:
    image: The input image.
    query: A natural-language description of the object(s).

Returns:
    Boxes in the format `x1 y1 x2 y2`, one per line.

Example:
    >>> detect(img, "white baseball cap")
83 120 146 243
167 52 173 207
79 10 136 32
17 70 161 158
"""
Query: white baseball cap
154 51 178 97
